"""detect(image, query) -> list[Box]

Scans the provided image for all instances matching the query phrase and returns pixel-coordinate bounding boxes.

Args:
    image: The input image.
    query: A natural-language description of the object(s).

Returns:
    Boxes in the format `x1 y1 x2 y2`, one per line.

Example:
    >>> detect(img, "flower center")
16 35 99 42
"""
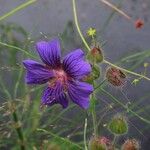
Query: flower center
54 69 68 83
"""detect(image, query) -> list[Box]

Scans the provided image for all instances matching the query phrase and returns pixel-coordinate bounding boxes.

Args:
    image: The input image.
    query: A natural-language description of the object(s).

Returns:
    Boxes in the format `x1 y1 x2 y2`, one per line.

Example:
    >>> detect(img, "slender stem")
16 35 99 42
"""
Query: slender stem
112 134 117 145
99 0 131 20
0 74 25 149
84 118 88 150
14 68 23 99
72 0 90 52
101 88 150 124
91 64 98 137
0 0 37 22
91 93 97 136
72 0 150 81
12 110 25 150
94 79 106 91
37 128 83 149
0 41 36 58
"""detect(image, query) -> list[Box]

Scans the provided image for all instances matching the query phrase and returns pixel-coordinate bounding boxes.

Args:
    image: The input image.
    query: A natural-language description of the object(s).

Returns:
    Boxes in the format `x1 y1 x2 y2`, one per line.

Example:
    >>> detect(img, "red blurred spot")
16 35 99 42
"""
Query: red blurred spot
135 19 144 29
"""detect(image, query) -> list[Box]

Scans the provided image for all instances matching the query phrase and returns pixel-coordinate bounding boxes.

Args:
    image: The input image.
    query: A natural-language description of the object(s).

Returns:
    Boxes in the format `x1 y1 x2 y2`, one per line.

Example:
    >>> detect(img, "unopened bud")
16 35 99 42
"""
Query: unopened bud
106 67 126 87
89 136 110 150
83 64 100 83
121 139 140 150
108 114 128 135
87 46 104 63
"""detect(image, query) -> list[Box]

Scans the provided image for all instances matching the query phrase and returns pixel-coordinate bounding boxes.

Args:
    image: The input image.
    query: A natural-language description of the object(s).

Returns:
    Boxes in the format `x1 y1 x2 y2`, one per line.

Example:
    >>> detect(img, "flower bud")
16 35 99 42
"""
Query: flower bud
106 67 126 87
92 64 101 80
121 139 140 150
87 46 104 63
89 136 109 150
83 64 100 83
108 114 128 135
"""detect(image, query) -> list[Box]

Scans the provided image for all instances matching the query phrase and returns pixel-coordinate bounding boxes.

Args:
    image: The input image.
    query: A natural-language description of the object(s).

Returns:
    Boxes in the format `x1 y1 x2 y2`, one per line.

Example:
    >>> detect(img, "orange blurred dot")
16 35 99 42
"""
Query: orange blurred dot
135 19 144 29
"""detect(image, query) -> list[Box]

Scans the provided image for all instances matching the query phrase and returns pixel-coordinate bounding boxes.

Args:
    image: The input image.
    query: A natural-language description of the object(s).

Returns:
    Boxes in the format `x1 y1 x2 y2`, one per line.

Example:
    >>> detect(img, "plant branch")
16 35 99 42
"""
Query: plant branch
0 0 37 22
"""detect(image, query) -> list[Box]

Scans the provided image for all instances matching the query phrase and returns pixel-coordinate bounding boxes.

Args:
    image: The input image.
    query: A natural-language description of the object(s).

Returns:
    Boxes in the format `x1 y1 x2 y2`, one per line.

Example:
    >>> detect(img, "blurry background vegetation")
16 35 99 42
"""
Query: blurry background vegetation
0 0 150 149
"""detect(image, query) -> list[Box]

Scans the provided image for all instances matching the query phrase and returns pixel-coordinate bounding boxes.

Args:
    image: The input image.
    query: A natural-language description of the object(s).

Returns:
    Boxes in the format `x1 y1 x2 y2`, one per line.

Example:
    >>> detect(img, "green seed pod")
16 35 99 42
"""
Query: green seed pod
92 64 101 80
108 114 128 135
89 137 107 150
87 46 104 63
121 139 140 150
83 64 100 83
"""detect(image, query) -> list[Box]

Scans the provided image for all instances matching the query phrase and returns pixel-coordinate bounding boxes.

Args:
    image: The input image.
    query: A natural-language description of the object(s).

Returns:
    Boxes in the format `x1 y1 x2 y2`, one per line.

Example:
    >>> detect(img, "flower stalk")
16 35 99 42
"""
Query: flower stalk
84 118 88 150
12 110 25 150
9 103 25 150
91 93 97 136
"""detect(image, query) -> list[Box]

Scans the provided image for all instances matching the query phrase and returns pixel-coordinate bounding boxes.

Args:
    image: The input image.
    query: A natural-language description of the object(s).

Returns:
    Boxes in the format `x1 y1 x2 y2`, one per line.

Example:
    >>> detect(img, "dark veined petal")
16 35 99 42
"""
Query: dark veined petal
42 82 68 108
23 60 54 84
36 39 61 68
68 81 94 109
63 49 91 79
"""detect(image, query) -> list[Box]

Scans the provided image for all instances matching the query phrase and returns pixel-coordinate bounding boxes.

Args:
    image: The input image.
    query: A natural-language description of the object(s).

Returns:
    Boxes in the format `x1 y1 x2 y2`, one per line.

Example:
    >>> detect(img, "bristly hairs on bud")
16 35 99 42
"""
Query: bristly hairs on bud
108 114 128 135
89 136 111 150
106 67 127 87
121 139 140 150
87 42 104 64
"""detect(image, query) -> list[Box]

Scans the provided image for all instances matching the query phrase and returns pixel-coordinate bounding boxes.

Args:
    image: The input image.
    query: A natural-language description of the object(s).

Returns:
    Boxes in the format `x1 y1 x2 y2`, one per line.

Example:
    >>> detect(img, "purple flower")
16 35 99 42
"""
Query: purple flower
23 39 93 109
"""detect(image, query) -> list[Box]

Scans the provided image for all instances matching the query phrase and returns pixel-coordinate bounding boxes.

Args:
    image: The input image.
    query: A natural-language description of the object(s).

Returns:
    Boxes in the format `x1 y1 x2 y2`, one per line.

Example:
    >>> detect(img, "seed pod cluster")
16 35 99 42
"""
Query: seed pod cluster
106 67 126 86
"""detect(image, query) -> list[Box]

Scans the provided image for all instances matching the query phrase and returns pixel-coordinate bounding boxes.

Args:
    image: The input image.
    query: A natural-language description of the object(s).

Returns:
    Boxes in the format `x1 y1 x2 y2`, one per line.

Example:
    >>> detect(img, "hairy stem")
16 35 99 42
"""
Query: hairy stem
91 93 98 136
72 0 91 51
12 110 25 150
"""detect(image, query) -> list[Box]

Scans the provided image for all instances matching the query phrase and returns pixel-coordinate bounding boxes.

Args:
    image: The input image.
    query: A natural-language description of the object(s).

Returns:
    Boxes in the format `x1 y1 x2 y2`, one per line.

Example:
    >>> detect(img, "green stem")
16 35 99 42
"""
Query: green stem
0 0 37 22
84 118 88 150
14 68 23 99
72 0 91 51
37 128 83 149
12 111 25 150
112 134 117 145
94 79 106 91
91 93 97 136
0 41 36 58
101 88 150 125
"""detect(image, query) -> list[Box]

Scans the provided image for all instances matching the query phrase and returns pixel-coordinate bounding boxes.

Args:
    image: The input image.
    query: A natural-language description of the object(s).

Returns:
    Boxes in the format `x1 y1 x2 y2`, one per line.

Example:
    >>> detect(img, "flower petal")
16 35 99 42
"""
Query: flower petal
63 49 91 79
42 82 68 108
23 60 54 84
68 81 93 109
36 39 61 68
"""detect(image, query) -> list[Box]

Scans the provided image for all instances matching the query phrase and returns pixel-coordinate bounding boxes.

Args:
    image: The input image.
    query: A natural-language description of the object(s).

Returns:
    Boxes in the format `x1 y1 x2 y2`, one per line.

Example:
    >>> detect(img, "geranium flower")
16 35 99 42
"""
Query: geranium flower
23 39 93 109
